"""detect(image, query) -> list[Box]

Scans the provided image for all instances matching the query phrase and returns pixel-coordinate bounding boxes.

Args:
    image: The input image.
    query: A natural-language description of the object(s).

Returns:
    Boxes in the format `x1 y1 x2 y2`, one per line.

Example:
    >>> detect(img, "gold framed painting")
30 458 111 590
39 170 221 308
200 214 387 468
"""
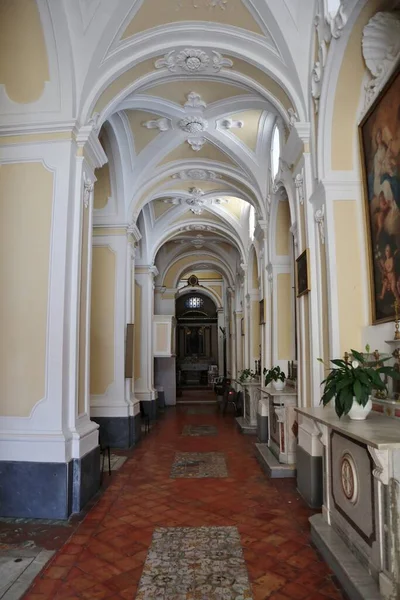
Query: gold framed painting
296 249 310 297
359 65 400 324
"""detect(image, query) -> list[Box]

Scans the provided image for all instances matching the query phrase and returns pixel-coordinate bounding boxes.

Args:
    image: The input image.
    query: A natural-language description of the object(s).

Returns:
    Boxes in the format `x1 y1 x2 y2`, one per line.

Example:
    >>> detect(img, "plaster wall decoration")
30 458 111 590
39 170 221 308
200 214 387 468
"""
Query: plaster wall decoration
154 48 233 73
220 118 244 130
290 222 299 249
141 117 171 132
362 12 400 112
368 446 389 485
184 92 207 109
295 172 305 204
314 205 325 244
83 175 94 209
287 108 299 127
163 187 225 214
87 112 101 134
172 169 222 181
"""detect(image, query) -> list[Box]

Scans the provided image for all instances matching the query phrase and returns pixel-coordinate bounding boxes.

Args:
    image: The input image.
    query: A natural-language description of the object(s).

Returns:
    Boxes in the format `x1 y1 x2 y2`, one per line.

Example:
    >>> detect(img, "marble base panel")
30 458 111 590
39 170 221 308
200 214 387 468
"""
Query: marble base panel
310 514 381 600
92 414 141 449
296 445 323 508
257 414 268 443
255 443 296 478
0 446 100 520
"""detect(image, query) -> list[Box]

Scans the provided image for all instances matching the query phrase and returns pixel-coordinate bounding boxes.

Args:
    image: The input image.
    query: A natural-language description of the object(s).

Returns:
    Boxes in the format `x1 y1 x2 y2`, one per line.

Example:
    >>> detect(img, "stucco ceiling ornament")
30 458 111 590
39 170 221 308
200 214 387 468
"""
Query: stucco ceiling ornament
187 137 207 151
184 92 207 109
172 169 221 181
87 112 101 133
314 205 325 245
220 118 244 130
191 235 205 248
154 48 233 73
178 225 215 232
141 117 171 132
287 108 299 127
176 0 228 12
178 116 208 134
361 12 400 114
326 1 349 39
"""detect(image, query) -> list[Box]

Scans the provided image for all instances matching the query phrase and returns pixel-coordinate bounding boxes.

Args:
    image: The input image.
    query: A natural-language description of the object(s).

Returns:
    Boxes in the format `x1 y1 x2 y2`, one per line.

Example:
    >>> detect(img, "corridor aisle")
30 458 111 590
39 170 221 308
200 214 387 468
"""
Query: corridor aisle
23 405 344 600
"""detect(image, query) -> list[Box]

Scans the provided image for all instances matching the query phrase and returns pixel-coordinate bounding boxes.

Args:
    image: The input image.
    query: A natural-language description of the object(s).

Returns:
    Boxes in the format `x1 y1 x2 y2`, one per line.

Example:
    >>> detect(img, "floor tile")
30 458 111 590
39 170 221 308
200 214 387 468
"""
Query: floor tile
170 451 228 478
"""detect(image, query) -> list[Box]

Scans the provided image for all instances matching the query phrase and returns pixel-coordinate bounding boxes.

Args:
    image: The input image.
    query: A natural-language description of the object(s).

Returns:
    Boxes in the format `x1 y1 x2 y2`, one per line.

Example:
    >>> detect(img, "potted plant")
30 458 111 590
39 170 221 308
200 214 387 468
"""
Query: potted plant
264 366 286 391
319 347 400 420
238 368 258 384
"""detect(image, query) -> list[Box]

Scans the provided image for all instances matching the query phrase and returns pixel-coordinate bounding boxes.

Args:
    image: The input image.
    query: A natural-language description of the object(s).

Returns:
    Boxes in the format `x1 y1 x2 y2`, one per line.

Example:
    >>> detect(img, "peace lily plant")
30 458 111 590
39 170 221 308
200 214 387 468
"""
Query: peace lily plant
318 346 400 419
238 368 258 384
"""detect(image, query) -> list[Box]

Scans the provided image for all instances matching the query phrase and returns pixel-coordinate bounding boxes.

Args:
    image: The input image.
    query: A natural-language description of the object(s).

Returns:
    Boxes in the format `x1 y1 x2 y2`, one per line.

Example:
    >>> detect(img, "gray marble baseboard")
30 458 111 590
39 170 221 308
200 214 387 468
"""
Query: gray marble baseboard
93 414 141 449
235 417 257 435
141 399 158 421
310 514 381 600
296 445 323 508
257 414 269 443
255 443 296 478
0 445 100 520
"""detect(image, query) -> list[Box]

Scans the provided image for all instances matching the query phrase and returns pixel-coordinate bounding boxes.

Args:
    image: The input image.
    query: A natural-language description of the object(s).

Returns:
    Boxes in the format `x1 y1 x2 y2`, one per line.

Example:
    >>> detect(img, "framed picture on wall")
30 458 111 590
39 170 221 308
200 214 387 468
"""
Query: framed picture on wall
359 65 400 323
296 249 310 297
259 299 265 324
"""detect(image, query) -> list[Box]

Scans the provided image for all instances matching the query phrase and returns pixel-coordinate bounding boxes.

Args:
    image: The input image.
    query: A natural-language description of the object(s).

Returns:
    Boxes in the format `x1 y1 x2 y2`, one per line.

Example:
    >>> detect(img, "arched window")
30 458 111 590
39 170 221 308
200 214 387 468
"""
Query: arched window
185 296 204 309
249 205 255 240
271 125 280 180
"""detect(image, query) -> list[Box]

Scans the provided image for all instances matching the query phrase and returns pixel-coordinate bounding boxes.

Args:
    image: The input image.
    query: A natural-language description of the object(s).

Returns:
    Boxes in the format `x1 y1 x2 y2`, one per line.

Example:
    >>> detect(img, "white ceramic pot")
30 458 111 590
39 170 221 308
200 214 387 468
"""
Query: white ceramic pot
272 380 285 392
348 396 372 420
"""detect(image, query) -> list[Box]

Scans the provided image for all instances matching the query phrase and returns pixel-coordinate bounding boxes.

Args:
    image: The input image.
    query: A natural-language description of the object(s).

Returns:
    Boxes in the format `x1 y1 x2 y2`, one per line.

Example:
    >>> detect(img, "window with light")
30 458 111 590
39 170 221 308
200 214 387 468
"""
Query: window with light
185 296 204 309
271 125 280 180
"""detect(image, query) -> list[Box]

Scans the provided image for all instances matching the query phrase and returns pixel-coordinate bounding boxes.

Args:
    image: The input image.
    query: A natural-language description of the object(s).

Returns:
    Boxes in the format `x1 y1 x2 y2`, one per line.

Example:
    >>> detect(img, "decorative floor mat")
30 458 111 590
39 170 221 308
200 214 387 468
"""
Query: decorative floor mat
186 406 217 414
100 454 127 472
136 526 253 599
170 452 228 478
182 425 218 437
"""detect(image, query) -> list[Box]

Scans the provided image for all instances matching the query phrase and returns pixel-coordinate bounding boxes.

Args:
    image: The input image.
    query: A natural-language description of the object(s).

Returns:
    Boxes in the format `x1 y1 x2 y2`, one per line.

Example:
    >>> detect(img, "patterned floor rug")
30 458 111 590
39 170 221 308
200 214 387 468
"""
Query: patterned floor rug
136 526 253 599
182 425 218 437
170 452 228 478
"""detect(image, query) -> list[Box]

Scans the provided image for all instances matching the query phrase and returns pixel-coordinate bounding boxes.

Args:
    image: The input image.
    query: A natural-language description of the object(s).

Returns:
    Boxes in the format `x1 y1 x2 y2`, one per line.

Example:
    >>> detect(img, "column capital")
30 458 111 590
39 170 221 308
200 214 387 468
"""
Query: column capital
127 222 142 243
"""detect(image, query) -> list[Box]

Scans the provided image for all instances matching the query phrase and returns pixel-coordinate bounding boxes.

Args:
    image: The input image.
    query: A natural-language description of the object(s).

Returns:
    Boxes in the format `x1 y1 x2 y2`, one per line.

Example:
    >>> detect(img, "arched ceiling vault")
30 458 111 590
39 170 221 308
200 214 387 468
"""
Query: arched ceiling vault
85 0 315 273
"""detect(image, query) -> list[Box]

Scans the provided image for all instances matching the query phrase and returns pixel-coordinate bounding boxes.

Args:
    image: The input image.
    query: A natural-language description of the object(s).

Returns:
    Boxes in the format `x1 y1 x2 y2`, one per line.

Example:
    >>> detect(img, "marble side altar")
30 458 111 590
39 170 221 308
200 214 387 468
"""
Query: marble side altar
295 406 400 600
235 381 260 435
255 386 297 478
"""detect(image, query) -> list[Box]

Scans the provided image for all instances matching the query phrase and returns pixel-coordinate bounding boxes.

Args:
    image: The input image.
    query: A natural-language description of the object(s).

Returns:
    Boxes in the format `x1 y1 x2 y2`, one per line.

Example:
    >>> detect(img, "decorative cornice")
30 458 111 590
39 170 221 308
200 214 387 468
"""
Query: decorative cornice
75 126 107 169
172 169 222 181
127 222 142 243
154 47 233 74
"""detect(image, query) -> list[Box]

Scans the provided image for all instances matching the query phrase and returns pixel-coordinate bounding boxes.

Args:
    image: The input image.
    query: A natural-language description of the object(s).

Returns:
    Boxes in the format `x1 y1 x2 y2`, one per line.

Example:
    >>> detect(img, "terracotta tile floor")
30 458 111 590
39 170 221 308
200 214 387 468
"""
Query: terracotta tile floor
23 403 344 600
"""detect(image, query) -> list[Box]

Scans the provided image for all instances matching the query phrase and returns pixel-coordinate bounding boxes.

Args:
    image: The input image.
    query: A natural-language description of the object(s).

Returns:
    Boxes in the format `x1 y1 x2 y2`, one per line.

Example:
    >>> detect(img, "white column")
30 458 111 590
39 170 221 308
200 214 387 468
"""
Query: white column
134 266 158 407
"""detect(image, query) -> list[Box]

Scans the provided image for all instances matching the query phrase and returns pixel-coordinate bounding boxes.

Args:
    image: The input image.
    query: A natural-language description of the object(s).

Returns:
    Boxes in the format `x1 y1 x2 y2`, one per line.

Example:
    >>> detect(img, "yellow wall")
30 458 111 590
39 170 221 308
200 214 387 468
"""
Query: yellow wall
277 273 292 360
334 201 364 352
0 163 53 417
0 0 49 103
94 163 111 210
164 254 221 288
134 282 142 381
252 300 260 358
78 205 89 415
251 249 258 288
331 0 382 170
276 200 291 256
90 247 115 394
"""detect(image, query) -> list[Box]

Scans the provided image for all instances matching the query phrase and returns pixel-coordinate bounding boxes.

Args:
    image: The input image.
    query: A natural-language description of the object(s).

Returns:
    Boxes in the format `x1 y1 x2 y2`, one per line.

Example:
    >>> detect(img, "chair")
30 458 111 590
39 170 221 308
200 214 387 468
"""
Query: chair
99 429 111 483
222 387 238 415
140 401 150 434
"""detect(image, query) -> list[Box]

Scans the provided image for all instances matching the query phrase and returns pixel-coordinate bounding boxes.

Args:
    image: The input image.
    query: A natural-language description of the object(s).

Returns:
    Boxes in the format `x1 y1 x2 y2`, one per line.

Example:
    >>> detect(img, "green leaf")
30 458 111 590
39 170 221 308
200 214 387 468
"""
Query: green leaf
341 387 354 415
353 379 362 402
351 349 365 363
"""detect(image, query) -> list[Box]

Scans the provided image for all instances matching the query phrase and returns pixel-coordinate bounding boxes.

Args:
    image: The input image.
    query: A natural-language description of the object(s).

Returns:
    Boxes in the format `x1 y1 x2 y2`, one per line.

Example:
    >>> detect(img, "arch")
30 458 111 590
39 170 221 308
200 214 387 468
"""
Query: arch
176 284 222 310
162 252 235 289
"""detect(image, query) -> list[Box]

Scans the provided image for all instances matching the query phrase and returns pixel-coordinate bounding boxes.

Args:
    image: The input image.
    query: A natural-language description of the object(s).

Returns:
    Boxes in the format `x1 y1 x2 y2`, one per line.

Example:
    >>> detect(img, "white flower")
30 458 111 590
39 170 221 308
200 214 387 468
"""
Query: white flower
351 360 359 368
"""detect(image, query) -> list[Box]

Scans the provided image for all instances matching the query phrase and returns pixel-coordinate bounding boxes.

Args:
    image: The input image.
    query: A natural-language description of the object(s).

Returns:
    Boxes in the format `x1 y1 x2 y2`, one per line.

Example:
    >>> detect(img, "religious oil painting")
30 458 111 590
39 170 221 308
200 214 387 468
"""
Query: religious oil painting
296 249 310 297
360 67 400 323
